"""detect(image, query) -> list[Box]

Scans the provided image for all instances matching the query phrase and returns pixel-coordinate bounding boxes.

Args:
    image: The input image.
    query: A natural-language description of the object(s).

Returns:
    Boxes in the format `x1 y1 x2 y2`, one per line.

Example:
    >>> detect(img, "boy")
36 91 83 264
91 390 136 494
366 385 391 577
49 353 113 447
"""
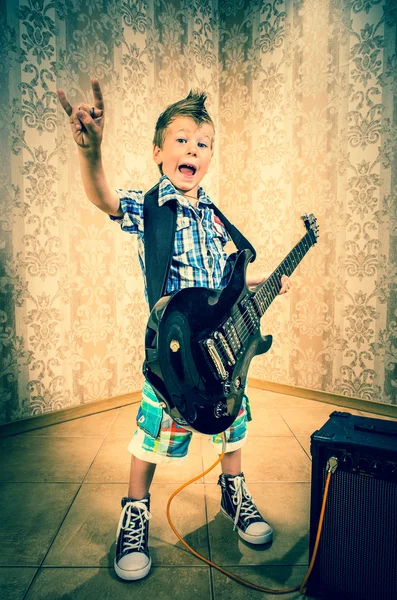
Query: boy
57 78 291 581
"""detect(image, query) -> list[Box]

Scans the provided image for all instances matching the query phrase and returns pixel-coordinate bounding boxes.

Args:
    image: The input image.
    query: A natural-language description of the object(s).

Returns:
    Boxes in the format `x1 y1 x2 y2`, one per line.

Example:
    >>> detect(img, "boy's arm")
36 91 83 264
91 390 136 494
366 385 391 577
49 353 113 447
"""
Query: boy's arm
57 77 122 217
78 149 122 217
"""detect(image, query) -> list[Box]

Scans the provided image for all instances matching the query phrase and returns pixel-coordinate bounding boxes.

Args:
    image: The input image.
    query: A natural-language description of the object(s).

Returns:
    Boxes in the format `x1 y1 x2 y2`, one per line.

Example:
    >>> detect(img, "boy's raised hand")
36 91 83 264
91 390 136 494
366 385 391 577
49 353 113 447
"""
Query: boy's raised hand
57 77 104 153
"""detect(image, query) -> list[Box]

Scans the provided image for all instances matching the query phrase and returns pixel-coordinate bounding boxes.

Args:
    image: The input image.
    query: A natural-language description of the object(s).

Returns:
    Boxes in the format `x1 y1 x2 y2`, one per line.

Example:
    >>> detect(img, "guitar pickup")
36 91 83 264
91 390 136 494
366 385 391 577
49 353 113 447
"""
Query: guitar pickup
222 318 241 354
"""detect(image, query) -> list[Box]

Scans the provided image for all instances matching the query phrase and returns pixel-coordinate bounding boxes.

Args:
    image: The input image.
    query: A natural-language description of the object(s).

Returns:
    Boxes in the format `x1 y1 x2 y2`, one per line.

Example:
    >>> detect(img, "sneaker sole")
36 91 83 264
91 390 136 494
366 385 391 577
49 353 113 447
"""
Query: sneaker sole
220 507 273 545
114 557 152 581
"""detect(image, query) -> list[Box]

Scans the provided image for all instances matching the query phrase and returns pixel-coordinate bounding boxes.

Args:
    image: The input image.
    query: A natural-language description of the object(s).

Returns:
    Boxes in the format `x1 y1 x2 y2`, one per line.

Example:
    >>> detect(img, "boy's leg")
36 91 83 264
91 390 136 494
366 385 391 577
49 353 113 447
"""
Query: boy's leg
115 381 193 582
128 454 156 499
221 447 241 476
214 397 273 546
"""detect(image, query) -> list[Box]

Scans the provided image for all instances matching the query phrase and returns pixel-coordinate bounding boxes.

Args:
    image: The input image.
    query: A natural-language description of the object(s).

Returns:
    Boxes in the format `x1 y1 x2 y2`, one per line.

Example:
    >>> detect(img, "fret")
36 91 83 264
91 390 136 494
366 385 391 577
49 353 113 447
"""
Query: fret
216 226 317 356
286 255 294 273
253 294 263 314
252 233 314 320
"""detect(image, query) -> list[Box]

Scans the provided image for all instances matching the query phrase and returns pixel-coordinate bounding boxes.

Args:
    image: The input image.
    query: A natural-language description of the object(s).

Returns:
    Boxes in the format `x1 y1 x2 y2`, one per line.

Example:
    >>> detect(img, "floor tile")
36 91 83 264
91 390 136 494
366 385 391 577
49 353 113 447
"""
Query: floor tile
259 392 326 408
45 482 210 567
3 387 387 600
105 404 139 440
247 407 294 437
246 387 278 407
277 405 344 436
296 436 311 459
146 482 211 566
44 483 124 567
206 482 310 567
0 436 104 483
212 565 315 600
25 566 211 600
0 483 79 566
25 411 117 438
202 437 311 483
84 438 132 483
0 568 38 600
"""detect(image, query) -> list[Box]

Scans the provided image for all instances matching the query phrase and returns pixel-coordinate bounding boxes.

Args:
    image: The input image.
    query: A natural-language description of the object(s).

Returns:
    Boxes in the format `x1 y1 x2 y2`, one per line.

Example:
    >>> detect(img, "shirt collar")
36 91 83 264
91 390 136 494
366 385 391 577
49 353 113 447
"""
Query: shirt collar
158 175 212 208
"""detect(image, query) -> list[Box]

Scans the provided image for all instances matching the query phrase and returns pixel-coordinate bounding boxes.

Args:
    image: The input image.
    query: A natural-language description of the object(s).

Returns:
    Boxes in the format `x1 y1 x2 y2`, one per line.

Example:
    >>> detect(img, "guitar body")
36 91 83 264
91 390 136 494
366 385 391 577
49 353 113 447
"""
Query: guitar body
144 213 318 435
144 250 272 434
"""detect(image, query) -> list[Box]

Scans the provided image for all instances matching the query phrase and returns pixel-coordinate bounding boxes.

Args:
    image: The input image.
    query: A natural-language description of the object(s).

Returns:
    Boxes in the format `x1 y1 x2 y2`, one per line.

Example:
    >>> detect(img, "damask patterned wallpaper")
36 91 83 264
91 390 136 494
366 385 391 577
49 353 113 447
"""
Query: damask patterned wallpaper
0 0 396 425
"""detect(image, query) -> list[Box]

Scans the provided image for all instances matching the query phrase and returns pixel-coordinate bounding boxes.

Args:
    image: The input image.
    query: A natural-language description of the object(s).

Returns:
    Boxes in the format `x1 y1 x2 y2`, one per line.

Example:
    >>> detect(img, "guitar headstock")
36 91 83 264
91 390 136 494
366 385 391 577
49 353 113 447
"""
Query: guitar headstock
301 213 319 244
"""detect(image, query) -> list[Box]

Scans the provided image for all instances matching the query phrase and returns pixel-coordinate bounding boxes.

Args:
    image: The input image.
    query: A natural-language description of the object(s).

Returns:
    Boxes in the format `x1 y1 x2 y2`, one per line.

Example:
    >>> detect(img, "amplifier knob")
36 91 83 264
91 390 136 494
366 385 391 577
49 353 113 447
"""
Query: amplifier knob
370 461 382 474
357 458 369 471
341 454 353 469
384 463 397 476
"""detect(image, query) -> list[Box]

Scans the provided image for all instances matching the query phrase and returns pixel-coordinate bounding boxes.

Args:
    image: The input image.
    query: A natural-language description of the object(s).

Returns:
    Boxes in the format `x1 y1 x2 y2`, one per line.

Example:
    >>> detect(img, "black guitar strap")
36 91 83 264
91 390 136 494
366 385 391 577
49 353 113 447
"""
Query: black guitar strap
143 183 256 311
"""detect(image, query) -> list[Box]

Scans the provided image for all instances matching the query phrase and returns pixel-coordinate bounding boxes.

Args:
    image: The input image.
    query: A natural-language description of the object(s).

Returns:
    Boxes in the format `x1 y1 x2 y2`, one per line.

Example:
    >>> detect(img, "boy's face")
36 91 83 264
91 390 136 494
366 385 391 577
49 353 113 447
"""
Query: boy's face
153 116 214 198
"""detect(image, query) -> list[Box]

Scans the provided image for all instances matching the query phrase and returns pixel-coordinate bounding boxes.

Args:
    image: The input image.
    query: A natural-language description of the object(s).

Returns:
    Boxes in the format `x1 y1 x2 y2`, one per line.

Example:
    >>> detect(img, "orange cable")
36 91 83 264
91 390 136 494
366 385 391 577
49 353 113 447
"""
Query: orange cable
166 448 333 595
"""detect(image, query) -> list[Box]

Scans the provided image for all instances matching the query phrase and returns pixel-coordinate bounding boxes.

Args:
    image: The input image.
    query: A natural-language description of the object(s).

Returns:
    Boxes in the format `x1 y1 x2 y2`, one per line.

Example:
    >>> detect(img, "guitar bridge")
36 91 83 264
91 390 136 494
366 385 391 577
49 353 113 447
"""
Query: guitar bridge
204 338 227 380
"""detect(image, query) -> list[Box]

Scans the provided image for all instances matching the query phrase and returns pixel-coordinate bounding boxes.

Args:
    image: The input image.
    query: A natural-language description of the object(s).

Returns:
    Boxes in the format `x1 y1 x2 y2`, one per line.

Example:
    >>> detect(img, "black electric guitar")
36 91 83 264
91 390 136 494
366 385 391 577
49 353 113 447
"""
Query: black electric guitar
144 213 319 435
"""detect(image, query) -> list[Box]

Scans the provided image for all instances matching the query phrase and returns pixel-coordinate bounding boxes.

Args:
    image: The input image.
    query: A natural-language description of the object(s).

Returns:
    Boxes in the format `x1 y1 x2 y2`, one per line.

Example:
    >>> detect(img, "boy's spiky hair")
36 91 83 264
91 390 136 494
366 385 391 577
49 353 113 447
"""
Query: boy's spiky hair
153 90 215 149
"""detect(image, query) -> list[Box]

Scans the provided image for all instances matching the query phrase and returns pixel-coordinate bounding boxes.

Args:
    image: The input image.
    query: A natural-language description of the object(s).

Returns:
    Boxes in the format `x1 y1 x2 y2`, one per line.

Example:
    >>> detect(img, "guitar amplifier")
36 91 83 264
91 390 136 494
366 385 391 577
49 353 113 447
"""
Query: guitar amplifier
308 411 397 600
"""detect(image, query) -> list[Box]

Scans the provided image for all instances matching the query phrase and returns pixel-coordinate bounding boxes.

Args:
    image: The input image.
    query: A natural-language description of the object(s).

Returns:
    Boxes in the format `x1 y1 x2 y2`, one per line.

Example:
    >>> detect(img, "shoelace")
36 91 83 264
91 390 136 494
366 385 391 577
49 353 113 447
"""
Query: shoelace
228 476 261 530
121 501 152 551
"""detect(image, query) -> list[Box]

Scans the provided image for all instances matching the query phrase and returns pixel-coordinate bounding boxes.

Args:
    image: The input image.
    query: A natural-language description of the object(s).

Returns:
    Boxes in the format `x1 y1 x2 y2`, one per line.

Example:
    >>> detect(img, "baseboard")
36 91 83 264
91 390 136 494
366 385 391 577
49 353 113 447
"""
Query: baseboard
0 391 142 438
248 378 397 418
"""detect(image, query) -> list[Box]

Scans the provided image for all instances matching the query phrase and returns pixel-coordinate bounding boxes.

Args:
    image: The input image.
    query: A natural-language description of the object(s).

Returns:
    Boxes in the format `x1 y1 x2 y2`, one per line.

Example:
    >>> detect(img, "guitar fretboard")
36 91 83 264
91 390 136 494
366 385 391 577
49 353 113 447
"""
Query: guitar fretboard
253 232 313 317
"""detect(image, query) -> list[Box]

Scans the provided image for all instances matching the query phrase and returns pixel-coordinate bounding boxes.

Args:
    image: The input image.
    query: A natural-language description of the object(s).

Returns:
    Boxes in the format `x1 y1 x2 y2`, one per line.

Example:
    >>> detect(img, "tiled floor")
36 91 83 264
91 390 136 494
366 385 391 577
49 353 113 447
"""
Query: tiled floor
0 388 394 600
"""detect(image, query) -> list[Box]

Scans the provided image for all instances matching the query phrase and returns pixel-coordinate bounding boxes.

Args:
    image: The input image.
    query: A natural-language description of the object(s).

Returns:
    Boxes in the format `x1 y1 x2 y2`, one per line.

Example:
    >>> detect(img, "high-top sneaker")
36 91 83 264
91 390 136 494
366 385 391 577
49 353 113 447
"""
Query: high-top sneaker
218 473 273 545
114 494 152 580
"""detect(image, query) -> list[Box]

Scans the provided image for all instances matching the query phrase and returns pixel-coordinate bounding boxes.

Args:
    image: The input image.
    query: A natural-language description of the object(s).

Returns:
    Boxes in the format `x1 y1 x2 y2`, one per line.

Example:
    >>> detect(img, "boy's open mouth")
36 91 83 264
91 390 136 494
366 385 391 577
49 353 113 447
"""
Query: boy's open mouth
178 164 197 176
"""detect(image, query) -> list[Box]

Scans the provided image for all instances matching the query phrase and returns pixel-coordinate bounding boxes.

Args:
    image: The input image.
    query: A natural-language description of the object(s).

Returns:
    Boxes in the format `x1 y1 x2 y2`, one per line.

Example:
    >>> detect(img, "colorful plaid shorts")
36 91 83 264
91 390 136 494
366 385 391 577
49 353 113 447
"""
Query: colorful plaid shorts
127 379 252 464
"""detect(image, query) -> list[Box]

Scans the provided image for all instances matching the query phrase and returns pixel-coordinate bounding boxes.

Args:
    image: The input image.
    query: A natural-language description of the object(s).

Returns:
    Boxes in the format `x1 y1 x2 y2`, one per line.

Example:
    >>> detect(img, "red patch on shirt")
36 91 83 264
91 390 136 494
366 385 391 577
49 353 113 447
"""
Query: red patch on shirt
214 215 224 227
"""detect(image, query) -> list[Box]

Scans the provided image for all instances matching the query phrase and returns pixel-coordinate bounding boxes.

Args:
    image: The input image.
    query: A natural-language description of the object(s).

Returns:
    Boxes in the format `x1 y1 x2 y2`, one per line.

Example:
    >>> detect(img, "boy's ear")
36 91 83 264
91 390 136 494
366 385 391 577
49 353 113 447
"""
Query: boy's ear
153 145 162 165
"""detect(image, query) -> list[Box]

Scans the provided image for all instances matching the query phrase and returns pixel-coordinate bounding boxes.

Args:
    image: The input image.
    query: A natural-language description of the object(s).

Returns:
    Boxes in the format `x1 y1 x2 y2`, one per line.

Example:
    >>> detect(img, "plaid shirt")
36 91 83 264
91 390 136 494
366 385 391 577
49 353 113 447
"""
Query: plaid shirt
109 175 235 302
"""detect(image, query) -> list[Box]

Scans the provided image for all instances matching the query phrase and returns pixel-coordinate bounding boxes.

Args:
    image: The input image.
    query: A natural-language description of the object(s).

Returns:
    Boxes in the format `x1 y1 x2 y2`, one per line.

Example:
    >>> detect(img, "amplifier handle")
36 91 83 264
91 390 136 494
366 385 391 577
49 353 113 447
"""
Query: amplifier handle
354 423 397 437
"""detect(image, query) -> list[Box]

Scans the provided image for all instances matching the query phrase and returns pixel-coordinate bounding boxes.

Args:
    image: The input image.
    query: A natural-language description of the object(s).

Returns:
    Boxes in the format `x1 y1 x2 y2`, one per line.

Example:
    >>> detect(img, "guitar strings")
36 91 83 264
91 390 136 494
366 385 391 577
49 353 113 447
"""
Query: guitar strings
210 238 312 365
217 252 298 349
213 268 285 362
232 232 312 335
222 233 311 342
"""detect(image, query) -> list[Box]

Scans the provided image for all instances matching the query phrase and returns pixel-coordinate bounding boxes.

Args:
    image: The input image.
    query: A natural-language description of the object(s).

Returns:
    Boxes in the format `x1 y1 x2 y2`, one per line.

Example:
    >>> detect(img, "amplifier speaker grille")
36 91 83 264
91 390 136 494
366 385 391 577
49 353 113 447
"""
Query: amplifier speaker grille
315 469 397 600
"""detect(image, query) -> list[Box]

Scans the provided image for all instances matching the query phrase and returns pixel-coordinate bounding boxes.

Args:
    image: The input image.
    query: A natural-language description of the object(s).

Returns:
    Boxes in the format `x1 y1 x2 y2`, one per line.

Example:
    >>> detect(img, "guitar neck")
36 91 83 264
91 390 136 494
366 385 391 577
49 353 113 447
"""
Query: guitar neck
252 232 313 317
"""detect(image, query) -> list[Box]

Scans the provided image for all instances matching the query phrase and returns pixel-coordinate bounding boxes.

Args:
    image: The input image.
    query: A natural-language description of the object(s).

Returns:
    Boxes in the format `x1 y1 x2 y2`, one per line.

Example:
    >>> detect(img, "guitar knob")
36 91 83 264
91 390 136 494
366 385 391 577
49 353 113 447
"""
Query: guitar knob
223 381 231 395
170 339 180 352
214 401 227 418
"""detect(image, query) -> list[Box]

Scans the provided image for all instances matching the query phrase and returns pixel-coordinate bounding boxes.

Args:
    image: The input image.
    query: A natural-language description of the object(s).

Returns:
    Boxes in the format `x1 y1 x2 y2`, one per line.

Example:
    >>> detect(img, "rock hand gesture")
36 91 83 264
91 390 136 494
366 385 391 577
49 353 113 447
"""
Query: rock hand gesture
57 77 105 155
57 77 120 215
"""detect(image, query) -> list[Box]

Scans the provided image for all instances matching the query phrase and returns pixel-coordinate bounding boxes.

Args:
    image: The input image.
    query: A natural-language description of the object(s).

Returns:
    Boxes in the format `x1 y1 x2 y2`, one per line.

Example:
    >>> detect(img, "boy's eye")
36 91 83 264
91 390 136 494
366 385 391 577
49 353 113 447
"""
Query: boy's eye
177 138 186 143
198 142 208 148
